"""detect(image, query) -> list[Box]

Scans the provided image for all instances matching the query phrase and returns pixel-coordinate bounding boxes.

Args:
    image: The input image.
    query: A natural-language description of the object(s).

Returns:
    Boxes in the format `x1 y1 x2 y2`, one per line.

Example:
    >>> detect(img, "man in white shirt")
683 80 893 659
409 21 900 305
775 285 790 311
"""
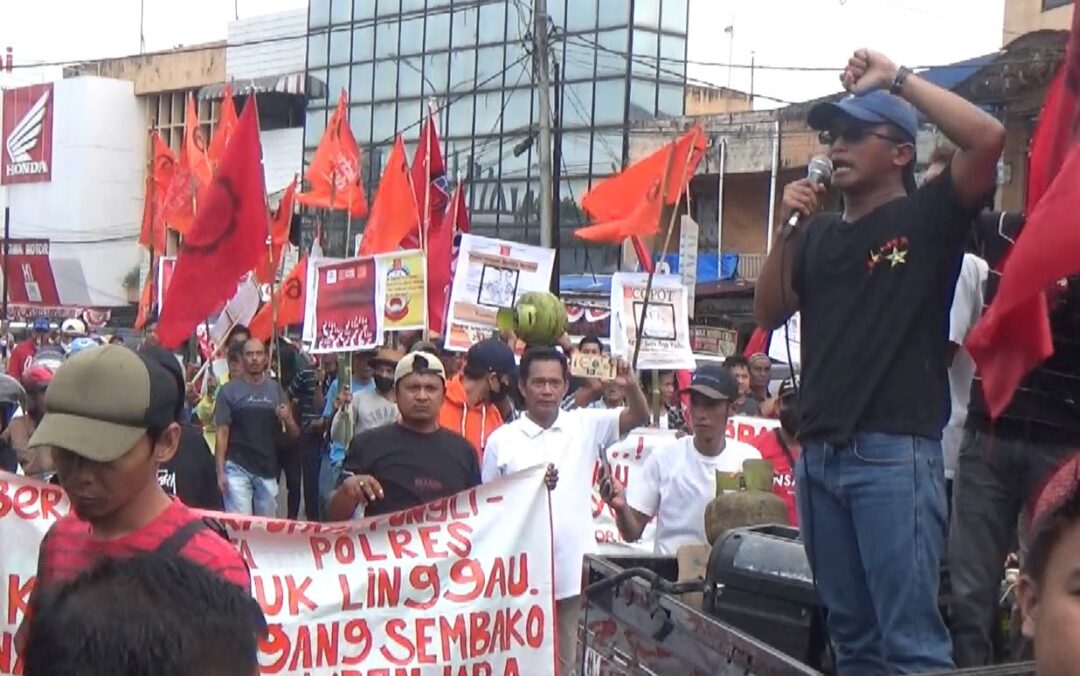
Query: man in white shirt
601 365 762 554
481 347 650 675
944 253 988 489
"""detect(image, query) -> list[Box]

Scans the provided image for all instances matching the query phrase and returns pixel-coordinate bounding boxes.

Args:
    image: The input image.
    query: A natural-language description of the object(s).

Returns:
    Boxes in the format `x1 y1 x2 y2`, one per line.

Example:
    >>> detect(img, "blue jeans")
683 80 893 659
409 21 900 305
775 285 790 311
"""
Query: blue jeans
317 454 343 521
223 460 279 518
796 433 953 675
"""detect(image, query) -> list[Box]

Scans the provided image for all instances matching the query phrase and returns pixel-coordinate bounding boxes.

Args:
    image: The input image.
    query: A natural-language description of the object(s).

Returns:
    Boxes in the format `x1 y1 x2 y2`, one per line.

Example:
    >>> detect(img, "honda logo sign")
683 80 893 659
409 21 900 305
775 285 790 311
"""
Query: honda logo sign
2 83 54 185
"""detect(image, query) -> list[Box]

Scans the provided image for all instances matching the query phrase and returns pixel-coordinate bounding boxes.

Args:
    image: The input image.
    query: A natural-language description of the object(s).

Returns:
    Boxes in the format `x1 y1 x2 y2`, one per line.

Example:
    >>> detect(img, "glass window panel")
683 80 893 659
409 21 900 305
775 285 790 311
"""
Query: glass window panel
401 0 425 12
473 91 503 136
373 60 398 100
354 0 376 21
310 67 330 106
428 0 450 6
597 0 629 28
632 29 658 77
633 0 660 28
327 66 350 101
372 102 396 143
567 0 597 32
308 30 329 69
657 83 683 117
496 141 528 181
563 82 593 130
501 87 534 131
449 48 476 89
352 24 374 62
452 8 478 48
350 104 373 144
504 44 530 86
660 0 688 33
376 0 399 17
593 79 625 125
399 18 425 56
305 107 327 146
349 63 374 102
375 18 399 58
329 26 352 65
331 0 352 24
426 11 451 51
475 45 504 90
591 131 623 174
548 0 565 31
399 100 424 140
448 95 475 137
629 79 656 119
310 0 331 27
561 132 593 176
424 52 450 91
563 44 595 81
595 29 629 78
478 2 506 45
398 59 423 97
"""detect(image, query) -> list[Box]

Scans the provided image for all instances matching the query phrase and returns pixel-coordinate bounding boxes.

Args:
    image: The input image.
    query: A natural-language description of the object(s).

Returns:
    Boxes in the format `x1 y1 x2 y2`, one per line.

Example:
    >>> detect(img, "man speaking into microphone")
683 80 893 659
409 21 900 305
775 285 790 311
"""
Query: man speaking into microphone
754 49 1004 674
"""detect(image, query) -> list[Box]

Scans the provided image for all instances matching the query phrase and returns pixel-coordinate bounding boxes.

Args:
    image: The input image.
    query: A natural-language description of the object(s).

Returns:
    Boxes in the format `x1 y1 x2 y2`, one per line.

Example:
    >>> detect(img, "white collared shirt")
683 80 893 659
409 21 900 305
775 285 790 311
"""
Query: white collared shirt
482 407 622 600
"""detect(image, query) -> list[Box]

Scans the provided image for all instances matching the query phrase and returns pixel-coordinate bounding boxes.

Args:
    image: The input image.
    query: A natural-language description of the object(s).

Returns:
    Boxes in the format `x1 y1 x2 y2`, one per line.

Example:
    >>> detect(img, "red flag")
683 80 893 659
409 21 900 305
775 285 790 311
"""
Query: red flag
297 90 367 218
428 184 469 335
251 256 308 341
137 174 167 253
410 110 449 239
208 86 239 170
575 185 664 244
358 136 419 256
181 93 213 190
255 180 296 284
966 1 1080 418
631 235 654 273
151 132 194 235
134 273 154 331
157 99 268 349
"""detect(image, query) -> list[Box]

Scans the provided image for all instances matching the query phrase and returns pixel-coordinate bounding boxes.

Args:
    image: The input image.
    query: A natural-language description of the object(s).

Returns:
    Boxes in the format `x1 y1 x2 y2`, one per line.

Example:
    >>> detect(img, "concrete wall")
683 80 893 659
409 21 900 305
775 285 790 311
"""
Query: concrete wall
227 9 307 81
64 45 225 96
6 77 144 307
684 85 752 117
1004 0 1072 44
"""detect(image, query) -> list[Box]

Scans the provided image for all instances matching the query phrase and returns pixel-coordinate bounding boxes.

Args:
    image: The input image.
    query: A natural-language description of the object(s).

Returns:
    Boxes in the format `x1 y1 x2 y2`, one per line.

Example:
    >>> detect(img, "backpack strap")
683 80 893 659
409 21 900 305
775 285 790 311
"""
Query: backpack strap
154 518 209 558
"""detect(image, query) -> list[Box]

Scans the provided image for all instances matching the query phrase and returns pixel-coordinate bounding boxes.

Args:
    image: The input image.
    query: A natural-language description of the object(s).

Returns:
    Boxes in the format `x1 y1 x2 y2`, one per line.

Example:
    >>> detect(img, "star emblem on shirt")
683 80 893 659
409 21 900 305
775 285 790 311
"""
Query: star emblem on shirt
886 248 907 267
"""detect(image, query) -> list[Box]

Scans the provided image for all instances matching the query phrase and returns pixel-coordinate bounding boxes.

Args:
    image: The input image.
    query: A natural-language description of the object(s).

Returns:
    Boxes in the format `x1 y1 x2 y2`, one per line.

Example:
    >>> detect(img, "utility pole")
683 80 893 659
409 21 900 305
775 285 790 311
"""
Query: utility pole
533 0 554 249
550 58 562 293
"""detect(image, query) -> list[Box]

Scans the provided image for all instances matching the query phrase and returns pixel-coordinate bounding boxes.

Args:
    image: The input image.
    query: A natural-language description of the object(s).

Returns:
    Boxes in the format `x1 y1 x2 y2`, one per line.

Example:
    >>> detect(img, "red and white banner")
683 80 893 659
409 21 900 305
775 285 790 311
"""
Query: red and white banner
591 417 781 552
309 257 384 354
0 467 557 676
1 84 54 185
1 239 60 306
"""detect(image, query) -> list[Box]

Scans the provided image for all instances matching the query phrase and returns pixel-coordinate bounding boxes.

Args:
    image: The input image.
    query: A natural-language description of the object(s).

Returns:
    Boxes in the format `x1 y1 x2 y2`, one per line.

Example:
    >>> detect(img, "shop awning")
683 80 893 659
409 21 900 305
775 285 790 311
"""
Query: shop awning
198 72 326 101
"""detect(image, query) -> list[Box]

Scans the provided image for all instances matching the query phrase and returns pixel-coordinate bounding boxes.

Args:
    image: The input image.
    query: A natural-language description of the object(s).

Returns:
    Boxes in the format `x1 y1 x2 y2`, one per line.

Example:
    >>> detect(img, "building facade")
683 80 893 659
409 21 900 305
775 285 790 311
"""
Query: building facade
1004 0 1073 43
304 0 690 272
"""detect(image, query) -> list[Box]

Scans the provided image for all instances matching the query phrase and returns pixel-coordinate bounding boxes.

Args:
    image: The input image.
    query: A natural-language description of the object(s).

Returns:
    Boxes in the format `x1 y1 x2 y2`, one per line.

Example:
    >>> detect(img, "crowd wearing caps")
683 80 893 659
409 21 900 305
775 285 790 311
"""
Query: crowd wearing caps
438 339 517 459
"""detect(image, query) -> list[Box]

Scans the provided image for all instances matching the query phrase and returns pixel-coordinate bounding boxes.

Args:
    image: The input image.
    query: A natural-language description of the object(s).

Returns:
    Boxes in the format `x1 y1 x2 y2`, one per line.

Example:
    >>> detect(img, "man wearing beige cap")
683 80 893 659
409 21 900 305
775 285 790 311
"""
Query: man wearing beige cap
326 351 480 520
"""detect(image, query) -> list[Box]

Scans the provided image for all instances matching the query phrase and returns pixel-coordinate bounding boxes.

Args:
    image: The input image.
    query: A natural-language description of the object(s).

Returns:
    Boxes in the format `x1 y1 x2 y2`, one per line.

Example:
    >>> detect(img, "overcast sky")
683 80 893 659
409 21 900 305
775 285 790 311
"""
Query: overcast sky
0 0 1007 105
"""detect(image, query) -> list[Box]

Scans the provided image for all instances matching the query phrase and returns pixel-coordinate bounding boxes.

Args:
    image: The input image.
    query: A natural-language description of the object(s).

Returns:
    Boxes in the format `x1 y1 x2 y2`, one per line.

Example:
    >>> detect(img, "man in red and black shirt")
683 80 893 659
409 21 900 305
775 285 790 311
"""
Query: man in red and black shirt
16 344 250 649
750 379 801 526
7 318 52 382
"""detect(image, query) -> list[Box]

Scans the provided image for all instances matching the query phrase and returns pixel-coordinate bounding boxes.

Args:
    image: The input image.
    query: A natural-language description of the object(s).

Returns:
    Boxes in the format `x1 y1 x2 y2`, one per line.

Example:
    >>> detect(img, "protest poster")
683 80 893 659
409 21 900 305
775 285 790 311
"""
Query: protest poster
590 417 781 553
689 325 738 358
0 466 557 676
374 249 426 332
768 311 801 367
609 273 695 370
309 257 383 354
444 234 556 352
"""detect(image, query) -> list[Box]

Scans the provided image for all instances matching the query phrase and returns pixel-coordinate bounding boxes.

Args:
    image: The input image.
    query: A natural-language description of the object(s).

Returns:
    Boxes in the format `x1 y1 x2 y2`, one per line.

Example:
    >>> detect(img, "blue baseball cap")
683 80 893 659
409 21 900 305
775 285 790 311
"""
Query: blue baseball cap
464 339 517 378
682 364 739 401
32 318 50 332
808 89 919 142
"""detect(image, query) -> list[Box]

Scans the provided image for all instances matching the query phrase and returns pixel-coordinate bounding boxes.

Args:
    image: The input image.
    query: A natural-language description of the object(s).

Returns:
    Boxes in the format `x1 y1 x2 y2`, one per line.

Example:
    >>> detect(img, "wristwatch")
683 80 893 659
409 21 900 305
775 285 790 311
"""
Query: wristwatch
890 66 912 95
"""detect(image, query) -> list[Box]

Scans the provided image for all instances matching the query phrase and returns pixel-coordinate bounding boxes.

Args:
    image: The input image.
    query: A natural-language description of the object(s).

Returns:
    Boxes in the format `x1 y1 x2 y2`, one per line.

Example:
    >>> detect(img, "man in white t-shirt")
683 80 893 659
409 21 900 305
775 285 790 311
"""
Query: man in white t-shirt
601 364 762 554
481 347 650 675
944 253 988 489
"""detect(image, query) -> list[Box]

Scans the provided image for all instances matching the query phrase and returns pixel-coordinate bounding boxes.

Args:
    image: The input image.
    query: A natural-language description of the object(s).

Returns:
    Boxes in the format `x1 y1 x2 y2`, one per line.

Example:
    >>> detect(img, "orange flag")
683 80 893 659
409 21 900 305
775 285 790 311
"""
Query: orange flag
134 273 155 331
251 256 308 341
297 89 368 218
358 136 419 256
255 180 297 284
137 174 167 253
181 92 213 191
575 126 707 244
208 86 239 170
152 131 194 235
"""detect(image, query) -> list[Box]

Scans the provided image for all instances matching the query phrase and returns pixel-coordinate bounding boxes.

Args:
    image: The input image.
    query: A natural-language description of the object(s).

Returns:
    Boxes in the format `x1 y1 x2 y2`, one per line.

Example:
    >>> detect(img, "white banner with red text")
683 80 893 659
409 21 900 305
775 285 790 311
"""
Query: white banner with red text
0 466 556 676
591 417 781 553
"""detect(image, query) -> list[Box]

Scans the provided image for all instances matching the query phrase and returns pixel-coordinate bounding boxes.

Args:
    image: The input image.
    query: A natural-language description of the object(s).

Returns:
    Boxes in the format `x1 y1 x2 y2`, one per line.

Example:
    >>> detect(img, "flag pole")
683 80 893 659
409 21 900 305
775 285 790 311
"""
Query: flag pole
146 128 158 330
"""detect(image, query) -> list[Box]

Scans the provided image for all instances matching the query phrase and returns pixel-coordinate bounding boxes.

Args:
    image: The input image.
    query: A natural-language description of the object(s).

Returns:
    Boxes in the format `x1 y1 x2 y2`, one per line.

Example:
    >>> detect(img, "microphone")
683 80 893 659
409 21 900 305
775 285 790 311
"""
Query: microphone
781 155 833 241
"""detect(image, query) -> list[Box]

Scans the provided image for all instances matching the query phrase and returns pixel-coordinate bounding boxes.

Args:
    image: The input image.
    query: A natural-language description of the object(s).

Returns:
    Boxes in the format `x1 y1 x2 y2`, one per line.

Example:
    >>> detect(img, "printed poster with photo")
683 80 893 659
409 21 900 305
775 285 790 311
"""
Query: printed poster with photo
309 257 384 354
444 233 556 352
610 272 695 370
373 249 426 332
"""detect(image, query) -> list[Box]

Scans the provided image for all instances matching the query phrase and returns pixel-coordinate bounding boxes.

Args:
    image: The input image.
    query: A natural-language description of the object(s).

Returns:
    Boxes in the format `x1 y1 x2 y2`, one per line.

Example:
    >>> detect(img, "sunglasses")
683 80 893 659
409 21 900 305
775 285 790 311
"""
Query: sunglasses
818 127 908 146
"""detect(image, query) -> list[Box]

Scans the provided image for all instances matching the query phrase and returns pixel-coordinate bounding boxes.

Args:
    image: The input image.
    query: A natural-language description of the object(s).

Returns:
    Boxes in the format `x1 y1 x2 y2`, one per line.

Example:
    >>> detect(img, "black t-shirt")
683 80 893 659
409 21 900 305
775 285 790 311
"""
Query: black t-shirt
159 424 224 511
214 377 287 478
341 423 481 517
793 170 974 442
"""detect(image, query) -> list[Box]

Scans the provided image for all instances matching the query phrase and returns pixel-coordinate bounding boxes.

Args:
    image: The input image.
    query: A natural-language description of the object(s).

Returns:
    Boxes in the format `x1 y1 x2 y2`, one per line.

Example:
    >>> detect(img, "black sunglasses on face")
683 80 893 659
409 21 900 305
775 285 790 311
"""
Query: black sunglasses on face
818 127 907 146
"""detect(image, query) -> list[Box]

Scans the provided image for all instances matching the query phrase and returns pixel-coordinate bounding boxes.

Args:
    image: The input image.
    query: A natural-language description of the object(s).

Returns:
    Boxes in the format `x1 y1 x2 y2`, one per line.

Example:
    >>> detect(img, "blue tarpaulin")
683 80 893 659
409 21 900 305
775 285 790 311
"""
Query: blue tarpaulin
559 253 740 294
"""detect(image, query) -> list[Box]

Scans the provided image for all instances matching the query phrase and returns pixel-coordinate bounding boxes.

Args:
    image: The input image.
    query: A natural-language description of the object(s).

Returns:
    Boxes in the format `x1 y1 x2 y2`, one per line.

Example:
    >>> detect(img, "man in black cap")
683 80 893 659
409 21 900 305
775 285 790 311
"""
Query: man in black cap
438 339 517 459
601 365 761 555
754 48 1005 673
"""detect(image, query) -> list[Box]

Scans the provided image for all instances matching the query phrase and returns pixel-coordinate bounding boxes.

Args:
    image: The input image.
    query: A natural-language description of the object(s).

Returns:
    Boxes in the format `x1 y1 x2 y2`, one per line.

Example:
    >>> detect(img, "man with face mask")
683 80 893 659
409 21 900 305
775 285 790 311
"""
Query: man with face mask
750 379 801 526
438 339 516 461
330 346 405 445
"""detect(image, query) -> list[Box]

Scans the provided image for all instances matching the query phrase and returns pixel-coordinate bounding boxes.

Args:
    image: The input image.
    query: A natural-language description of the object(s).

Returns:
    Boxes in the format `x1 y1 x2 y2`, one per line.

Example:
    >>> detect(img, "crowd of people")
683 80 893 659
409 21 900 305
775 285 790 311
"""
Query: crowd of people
3 46 1080 676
